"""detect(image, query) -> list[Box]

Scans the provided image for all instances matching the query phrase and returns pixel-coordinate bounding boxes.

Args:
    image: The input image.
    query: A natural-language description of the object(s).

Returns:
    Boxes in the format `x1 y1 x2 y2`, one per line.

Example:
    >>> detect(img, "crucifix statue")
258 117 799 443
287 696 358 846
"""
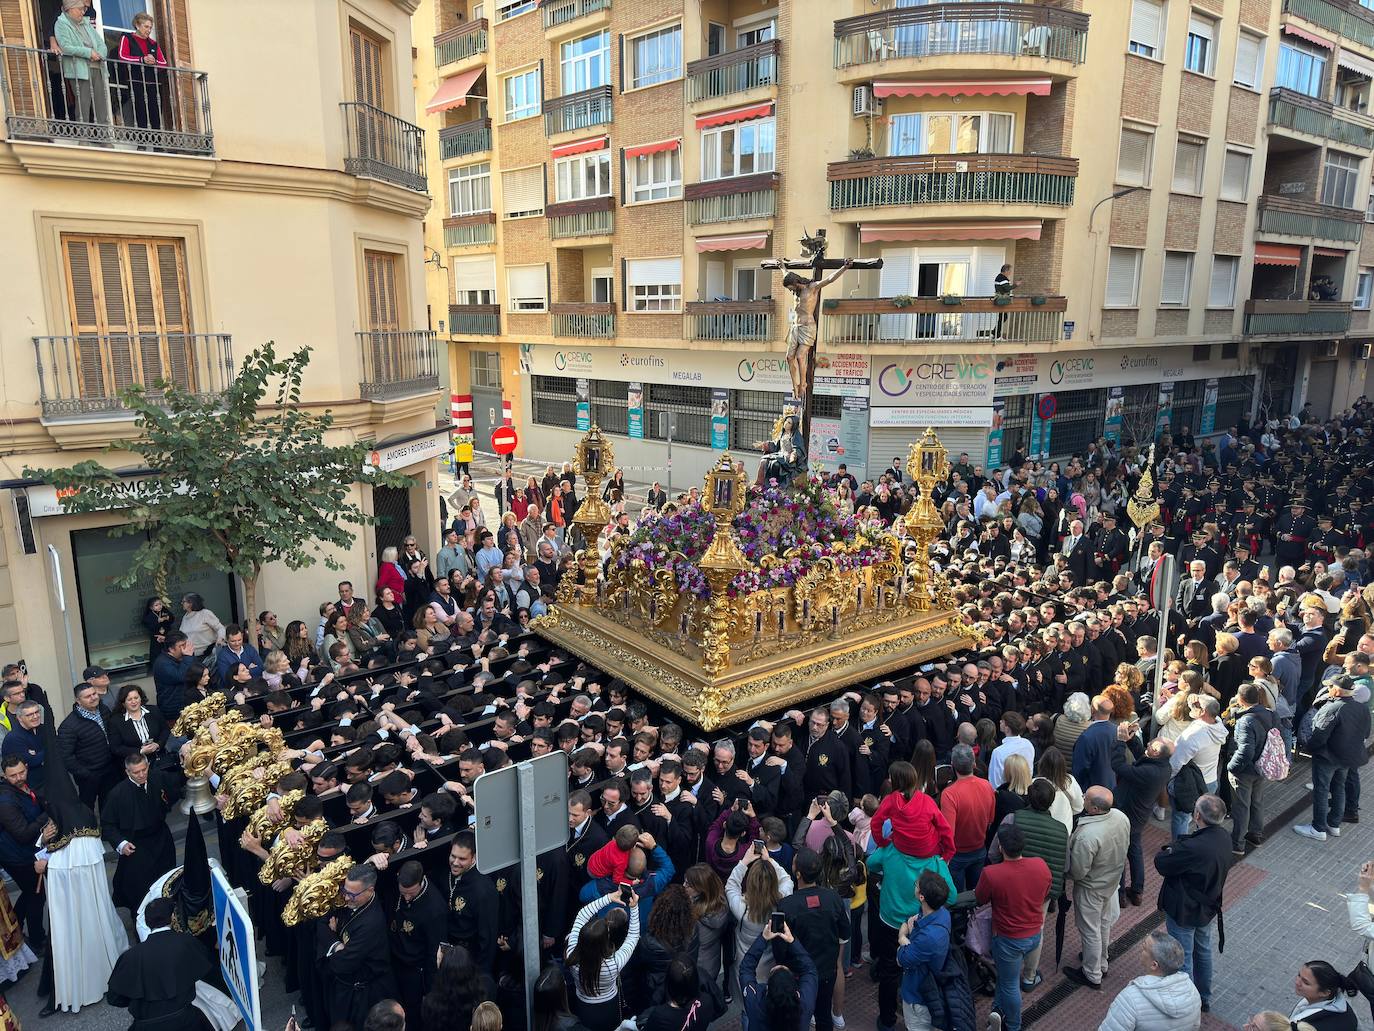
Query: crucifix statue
761 230 883 449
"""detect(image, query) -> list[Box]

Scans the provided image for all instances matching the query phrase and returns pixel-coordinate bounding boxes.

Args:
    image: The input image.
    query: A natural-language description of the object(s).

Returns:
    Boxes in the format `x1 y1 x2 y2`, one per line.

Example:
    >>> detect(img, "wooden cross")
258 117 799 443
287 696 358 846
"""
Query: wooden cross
762 230 883 448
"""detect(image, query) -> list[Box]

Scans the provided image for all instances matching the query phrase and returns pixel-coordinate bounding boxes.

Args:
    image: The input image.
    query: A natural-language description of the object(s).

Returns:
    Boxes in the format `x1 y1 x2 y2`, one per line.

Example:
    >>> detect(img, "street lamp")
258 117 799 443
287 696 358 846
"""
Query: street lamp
1087 186 1144 343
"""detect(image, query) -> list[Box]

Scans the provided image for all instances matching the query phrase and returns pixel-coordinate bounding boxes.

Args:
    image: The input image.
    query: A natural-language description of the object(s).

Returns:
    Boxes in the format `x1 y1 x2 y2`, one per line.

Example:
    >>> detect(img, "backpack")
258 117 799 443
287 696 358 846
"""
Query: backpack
928 944 977 1031
1257 726 1291 781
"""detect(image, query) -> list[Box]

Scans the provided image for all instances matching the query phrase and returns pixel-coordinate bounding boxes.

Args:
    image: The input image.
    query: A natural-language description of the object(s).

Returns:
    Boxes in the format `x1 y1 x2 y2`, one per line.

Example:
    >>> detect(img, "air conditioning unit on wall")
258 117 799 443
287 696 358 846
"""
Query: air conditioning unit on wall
853 85 878 117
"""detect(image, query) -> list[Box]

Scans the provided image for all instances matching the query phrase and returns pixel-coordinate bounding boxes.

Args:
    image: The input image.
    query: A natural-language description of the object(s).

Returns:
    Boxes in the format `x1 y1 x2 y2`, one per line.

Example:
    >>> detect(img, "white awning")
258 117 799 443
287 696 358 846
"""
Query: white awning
1337 49 1374 79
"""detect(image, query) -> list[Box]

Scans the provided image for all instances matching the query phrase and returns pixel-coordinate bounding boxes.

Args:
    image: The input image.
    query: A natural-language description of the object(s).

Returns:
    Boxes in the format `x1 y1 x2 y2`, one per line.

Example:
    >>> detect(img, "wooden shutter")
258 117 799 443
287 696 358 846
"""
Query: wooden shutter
61 234 192 399
350 25 385 107
364 251 401 331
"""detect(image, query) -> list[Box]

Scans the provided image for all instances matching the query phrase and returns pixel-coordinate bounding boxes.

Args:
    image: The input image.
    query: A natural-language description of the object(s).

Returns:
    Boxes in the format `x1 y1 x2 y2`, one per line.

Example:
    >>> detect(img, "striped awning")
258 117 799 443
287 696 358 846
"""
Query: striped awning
551 135 608 158
873 78 1052 99
1337 50 1374 78
625 139 680 159
1314 245 1349 257
859 221 1043 243
1254 242 1302 267
695 231 770 252
1283 23 1334 49
695 101 773 130
425 67 484 115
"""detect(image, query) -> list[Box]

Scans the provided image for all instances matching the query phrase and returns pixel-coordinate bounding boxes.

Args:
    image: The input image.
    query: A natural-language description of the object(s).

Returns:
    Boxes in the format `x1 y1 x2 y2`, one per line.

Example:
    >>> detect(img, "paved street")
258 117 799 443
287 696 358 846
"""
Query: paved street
11 756 1374 1029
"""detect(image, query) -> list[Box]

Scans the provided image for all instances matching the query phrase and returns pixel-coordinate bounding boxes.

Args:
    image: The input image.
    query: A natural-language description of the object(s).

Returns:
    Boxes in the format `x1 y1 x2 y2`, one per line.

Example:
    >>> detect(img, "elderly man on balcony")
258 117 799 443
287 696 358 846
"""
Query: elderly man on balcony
53 0 113 135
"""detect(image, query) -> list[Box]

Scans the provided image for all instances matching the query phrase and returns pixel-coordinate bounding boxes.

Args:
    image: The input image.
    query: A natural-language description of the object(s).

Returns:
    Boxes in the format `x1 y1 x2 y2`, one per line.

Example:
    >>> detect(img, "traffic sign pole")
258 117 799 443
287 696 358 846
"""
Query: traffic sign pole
518 762 540 1030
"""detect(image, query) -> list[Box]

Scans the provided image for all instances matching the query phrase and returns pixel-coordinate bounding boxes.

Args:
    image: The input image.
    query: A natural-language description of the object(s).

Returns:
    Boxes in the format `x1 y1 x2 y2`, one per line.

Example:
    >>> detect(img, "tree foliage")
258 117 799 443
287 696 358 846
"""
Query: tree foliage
25 343 412 620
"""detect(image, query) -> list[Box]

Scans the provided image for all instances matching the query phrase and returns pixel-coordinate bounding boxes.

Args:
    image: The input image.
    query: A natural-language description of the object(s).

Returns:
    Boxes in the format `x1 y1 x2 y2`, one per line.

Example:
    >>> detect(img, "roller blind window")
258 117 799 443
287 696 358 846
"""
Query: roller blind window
507 265 547 312
502 165 545 218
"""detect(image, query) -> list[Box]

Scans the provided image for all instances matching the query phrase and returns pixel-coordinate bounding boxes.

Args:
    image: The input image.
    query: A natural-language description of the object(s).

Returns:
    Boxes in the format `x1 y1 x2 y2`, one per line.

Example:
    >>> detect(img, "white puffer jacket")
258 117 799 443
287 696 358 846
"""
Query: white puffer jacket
1097 972 1202 1031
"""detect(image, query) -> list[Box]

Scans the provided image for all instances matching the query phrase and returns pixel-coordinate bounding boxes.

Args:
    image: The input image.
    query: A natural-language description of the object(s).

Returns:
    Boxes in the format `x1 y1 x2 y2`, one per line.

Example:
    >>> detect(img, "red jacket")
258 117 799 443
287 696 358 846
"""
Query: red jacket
376 562 406 602
871 789 955 861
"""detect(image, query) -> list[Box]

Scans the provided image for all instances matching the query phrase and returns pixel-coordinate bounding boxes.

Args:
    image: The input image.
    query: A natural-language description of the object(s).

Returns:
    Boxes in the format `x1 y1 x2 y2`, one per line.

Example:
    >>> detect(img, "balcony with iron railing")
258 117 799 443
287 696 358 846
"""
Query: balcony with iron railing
822 296 1067 346
1256 195 1366 242
439 119 492 161
357 331 441 400
551 302 615 337
444 212 497 248
828 153 1078 212
686 40 779 104
833 3 1091 73
0 44 213 154
685 171 780 225
448 304 501 336
1243 298 1353 336
544 84 611 136
1282 0 1374 52
341 102 427 193
435 18 488 67
1268 87 1374 150
547 196 614 239
542 0 611 31
33 333 233 420
686 300 775 341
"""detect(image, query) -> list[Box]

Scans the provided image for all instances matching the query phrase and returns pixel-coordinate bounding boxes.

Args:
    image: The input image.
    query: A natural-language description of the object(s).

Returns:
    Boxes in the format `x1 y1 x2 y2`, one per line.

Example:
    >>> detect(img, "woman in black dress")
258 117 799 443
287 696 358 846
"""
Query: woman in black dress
109 683 170 763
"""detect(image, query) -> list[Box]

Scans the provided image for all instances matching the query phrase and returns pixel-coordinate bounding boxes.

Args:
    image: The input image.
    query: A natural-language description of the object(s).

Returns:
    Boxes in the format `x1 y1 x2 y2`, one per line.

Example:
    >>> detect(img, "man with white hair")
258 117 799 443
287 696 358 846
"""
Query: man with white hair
1176 561 1212 621
1097 930 1202 1031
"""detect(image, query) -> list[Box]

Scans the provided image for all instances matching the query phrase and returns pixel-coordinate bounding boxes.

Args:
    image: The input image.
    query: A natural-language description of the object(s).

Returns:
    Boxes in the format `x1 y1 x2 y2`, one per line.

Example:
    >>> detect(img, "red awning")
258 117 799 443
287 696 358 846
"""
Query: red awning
1254 242 1303 267
425 67 484 115
873 78 1052 99
1283 23 1334 49
1314 245 1349 257
695 231 771 252
551 135 608 158
694 101 774 130
859 221 1043 243
624 139 680 159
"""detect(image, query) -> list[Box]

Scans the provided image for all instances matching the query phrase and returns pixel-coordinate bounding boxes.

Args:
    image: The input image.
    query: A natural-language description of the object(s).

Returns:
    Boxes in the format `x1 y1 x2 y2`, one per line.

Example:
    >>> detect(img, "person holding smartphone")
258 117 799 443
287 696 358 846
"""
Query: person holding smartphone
740 917 819 1031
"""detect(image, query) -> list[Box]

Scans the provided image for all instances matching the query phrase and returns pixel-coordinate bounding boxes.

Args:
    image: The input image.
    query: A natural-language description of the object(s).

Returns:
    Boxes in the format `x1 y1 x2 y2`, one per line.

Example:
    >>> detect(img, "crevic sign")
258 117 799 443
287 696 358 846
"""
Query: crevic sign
870 355 994 407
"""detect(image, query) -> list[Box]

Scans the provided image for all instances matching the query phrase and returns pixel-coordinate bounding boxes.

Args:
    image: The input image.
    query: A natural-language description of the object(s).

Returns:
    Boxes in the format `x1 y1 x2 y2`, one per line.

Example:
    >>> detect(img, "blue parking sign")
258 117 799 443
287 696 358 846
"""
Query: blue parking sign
212 860 261 1031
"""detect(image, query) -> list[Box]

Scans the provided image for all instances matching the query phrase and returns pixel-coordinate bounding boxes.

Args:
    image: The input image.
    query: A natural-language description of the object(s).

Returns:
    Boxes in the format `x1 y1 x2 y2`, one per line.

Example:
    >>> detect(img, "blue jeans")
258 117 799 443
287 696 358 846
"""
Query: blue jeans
1311 758 1351 833
1171 780 1217 839
991 933 1040 1031
948 848 986 892
1346 766 1362 818
1163 914 1214 1004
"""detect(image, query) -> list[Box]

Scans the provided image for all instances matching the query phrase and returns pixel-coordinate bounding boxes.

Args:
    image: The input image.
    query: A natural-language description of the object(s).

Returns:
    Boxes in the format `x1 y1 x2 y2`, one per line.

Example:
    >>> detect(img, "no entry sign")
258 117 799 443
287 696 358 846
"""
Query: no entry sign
491 426 519 455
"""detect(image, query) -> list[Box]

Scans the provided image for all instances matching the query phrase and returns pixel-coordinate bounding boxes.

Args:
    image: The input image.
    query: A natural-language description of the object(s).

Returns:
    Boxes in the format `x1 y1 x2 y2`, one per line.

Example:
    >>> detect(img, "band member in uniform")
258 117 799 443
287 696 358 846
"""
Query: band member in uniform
1095 513 1130 577
1232 542 1262 583
1275 498 1316 567
1309 512 1349 566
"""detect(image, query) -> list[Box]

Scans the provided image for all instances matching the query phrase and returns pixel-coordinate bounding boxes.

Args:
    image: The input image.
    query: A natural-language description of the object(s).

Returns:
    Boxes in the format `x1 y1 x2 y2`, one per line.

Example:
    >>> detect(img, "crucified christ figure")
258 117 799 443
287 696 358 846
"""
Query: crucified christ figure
781 258 853 401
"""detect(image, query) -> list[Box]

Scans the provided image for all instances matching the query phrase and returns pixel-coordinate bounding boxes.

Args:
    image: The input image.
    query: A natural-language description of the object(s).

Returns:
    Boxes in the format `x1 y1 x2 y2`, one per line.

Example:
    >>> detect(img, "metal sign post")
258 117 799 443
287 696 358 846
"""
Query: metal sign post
210 858 261 1031
473 750 568 1030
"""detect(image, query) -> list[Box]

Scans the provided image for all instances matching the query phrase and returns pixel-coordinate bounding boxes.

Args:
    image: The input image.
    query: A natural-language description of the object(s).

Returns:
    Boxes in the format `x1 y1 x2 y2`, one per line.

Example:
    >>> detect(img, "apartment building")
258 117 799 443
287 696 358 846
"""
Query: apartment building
416 0 1373 489
0 0 442 686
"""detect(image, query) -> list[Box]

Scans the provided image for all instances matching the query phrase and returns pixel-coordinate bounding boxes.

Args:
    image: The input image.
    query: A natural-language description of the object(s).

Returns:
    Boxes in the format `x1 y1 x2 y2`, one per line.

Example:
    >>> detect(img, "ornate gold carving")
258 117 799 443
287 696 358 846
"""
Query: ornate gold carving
260 818 326 885
283 855 351 927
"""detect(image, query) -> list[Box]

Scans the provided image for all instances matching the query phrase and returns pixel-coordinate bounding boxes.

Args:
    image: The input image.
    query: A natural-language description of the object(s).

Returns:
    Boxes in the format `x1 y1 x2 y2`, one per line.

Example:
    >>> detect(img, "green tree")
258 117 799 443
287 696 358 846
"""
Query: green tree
26 342 413 637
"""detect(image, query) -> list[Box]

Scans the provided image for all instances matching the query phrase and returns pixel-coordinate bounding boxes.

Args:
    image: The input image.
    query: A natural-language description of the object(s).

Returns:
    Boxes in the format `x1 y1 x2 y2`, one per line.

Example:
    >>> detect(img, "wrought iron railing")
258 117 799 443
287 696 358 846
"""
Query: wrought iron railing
448 304 500 336
1243 299 1353 336
542 0 611 30
341 101 427 193
444 213 496 247
1268 88 1374 150
686 40 779 103
435 19 488 65
357 331 441 399
551 303 615 337
1283 0 1374 52
544 84 611 136
822 296 1067 345
0 44 213 154
827 153 1078 210
686 300 775 341
833 2 1090 69
33 333 233 418
1256 195 1365 242
439 119 491 160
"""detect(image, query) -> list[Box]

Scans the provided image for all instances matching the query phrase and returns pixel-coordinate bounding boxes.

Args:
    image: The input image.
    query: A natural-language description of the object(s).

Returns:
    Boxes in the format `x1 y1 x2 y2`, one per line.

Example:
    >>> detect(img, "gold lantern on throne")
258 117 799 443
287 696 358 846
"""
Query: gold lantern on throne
568 424 615 603
903 428 951 611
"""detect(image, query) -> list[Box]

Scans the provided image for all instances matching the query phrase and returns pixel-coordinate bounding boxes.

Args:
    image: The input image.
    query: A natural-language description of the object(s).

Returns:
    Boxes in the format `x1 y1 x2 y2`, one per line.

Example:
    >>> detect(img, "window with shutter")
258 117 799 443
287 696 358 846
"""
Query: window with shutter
1234 32 1264 89
507 265 547 311
1357 270 1373 309
1221 149 1251 201
626 257 683 312
454 257 498 305
1172 136 1205 193
1208 256 1238 307
350 25 386 108
1105 248 1141 307
1117 126 1153 186
1185 14 1216 74
61 234 193 400
502 166 546 218
1129 0 1164 58
1161 252 1193 306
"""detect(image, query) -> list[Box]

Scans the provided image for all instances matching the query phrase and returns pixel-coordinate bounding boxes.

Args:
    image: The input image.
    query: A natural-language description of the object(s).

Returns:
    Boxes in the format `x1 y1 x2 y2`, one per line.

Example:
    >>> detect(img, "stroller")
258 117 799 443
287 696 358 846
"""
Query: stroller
948 890 998 997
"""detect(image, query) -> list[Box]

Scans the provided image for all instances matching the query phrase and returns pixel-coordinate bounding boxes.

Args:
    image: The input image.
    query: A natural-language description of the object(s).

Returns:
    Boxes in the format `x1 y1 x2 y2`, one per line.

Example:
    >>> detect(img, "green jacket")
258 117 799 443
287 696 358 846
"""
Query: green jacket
1012 807 1069 898
55 14 105 82
866 843 958 930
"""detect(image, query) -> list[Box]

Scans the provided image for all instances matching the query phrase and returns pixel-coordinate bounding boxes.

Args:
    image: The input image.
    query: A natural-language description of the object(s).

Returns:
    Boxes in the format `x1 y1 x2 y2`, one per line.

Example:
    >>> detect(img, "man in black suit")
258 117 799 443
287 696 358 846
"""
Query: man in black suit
1176 559 1214 622
734 726 782 817
566 789 609 895
646 481 668 510
1062 518 1094 586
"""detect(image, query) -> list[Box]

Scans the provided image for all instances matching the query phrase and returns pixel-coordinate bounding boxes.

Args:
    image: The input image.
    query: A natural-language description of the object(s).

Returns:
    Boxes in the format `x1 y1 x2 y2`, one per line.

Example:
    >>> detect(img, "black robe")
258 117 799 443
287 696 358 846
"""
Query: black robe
101 771 179 911
106 928 214 1031
326 897 398 1031
390 878 448 1019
